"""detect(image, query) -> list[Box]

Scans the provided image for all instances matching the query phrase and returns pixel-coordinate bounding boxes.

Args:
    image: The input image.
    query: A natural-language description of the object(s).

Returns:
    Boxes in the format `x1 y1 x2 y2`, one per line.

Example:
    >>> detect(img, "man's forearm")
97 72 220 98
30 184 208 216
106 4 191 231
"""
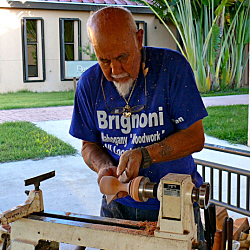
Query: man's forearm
146 120 205 163
81 141 115 173
116 120 205 181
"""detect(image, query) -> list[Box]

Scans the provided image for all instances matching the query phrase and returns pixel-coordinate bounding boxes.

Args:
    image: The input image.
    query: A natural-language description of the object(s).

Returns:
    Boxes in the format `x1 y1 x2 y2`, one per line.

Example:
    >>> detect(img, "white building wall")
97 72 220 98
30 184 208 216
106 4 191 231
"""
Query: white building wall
0 7 176 93
134 13 177 50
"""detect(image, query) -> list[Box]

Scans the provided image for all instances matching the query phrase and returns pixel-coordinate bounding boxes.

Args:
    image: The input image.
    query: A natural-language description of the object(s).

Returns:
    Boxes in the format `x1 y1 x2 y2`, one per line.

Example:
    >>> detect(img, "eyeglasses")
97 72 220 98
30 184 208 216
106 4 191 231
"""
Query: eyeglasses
111 104 145 115
101 74 147 118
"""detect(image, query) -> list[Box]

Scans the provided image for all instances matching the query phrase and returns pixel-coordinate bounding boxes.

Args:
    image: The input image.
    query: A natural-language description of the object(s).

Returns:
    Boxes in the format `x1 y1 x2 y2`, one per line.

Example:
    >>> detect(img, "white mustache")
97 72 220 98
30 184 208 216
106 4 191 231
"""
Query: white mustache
111 73 129 79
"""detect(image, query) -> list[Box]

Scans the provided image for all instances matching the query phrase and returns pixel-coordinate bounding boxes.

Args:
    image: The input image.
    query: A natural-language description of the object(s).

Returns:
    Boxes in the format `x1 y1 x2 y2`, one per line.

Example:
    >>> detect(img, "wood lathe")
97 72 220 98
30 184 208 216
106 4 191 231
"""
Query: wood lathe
0 171 209 250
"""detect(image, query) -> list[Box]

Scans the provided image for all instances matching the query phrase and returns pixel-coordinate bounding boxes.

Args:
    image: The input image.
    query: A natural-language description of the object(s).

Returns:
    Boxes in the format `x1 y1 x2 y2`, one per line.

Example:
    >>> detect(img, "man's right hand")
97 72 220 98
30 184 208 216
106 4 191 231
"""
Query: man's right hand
98 166 129 198
97 166 118 184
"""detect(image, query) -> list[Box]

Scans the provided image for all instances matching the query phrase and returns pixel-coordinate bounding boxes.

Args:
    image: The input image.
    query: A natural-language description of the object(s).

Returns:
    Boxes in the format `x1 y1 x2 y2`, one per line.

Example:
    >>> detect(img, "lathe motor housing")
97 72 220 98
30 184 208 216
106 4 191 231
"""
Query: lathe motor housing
155 174 198 246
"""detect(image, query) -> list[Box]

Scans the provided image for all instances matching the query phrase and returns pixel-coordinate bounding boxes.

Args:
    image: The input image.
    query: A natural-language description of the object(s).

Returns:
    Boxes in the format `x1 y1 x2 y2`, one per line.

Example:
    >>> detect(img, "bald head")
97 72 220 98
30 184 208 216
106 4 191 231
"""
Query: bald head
87 7 137 43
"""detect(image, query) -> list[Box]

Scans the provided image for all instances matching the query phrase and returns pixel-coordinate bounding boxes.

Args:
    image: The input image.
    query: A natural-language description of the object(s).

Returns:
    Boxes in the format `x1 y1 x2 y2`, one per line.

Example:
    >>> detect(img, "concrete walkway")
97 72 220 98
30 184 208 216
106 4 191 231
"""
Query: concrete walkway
0 106 74 123
0 94 249 249
202 94 249 107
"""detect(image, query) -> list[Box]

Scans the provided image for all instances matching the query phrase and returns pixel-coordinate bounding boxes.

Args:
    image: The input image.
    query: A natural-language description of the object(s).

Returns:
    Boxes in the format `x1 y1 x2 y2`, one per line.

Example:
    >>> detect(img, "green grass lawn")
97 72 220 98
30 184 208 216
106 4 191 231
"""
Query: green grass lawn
0 91 74 110
0 121 77 163
203 105 248 145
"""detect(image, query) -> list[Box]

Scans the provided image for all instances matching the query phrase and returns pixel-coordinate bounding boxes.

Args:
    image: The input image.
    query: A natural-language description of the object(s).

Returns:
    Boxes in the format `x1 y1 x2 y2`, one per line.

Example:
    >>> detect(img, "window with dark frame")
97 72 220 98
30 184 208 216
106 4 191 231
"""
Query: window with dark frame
59 18 81 80
27 20 38 77
64 20 74 61
22 17 45 82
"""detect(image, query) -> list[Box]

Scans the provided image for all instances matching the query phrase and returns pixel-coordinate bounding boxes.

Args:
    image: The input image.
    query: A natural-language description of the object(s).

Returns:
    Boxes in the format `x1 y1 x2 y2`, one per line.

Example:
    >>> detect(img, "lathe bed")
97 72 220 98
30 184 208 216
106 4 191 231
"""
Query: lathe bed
10 210 193 249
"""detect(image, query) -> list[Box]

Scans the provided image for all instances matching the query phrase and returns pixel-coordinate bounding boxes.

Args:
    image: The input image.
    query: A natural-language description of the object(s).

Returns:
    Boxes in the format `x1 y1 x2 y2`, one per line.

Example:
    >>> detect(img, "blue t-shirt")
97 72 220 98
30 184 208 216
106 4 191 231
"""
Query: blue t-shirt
69 47 208 210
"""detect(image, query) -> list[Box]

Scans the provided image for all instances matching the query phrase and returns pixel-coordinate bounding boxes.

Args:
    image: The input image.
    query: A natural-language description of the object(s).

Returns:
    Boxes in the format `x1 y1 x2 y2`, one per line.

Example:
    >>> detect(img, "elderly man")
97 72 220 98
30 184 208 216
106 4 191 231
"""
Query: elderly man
70 6 208 249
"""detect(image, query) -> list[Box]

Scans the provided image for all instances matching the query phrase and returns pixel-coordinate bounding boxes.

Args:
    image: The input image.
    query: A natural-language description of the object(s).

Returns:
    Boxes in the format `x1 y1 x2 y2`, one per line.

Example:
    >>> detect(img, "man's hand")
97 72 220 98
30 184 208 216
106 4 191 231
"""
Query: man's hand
116 148 142 182
97 166 118 184
98 166 128 198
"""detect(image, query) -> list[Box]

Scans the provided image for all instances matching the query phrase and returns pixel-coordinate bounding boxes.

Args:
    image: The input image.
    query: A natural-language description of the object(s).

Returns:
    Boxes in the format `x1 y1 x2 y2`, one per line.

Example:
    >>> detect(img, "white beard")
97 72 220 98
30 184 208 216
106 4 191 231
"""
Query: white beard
113 78 134 98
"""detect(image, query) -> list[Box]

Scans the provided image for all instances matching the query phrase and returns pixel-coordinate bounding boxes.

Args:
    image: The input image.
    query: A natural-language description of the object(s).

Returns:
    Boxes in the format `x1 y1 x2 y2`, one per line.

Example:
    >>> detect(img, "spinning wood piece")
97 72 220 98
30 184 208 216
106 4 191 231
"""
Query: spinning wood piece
99 176 144 202
99 176 130 195
129 176 144 201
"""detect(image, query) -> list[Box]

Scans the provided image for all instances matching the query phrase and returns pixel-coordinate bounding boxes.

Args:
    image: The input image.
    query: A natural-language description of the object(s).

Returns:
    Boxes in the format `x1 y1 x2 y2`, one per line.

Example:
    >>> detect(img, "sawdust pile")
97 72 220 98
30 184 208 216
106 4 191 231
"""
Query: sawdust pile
136 221 158 235
87 220 158 236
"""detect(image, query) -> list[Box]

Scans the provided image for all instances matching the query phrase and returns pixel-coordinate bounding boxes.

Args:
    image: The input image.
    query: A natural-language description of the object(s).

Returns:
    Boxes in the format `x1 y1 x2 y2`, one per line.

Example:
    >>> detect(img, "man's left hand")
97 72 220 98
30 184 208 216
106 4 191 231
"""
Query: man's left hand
117 149 142 182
